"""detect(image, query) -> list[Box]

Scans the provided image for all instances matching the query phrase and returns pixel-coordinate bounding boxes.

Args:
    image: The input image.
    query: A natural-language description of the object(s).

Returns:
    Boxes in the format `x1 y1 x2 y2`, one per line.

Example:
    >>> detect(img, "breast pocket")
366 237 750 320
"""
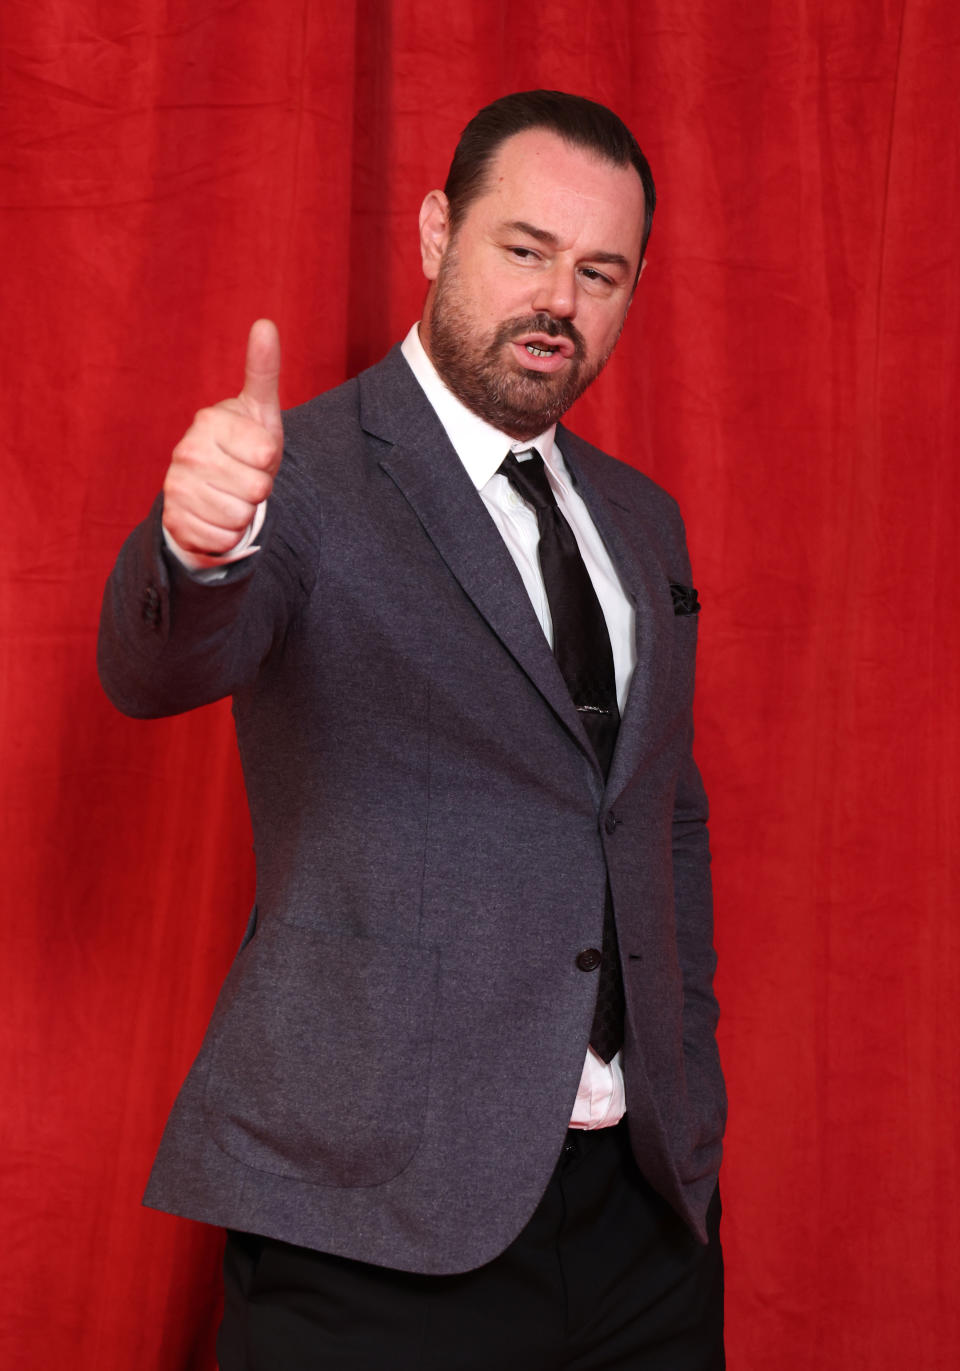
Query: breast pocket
202 918 438 1187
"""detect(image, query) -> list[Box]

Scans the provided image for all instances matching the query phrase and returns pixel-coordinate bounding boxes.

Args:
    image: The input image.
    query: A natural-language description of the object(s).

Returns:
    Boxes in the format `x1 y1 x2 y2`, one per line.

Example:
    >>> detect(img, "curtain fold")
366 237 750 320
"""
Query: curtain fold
2 2 957 1366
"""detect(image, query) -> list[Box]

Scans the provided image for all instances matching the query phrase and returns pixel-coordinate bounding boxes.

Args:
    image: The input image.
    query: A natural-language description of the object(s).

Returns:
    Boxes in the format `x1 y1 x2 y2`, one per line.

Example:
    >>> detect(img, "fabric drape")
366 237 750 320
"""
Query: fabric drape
2 2 957 1367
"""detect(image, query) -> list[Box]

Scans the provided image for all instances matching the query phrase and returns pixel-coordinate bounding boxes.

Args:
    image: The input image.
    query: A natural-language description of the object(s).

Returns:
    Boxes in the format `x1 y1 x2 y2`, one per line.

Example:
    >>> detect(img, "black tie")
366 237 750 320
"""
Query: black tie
499 450 625 1062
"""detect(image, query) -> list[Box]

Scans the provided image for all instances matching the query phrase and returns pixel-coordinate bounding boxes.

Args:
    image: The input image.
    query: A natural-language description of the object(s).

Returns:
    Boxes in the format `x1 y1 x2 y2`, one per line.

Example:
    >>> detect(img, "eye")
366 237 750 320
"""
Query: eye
580 267 614 287
507 245 540 262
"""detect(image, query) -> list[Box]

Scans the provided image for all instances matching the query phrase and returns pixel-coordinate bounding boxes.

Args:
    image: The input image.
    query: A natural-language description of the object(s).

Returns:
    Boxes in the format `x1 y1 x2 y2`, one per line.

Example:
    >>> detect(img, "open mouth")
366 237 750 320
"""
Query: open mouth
515 332 576 358
509 332 578 373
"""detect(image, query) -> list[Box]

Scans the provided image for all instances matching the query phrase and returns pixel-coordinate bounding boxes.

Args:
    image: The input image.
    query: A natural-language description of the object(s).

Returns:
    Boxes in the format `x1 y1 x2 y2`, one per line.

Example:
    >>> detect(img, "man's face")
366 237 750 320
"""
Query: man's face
418 128 646 441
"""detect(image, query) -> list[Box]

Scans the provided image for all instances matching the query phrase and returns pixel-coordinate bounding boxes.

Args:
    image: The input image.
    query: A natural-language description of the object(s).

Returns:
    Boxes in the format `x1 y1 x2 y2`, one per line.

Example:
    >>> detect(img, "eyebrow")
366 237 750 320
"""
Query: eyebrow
500 220 632 273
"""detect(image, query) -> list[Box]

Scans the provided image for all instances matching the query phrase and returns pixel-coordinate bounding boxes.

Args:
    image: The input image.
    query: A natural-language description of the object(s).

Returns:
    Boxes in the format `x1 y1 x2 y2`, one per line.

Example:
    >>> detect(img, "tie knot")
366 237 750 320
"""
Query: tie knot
499 449 556 514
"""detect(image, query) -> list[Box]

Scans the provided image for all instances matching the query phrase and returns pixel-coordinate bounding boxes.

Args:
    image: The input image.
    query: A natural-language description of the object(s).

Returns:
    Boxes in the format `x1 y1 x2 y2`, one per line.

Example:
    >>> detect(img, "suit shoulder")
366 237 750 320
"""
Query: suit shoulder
281 374 362 455
277 346 416 476
559 427 685 527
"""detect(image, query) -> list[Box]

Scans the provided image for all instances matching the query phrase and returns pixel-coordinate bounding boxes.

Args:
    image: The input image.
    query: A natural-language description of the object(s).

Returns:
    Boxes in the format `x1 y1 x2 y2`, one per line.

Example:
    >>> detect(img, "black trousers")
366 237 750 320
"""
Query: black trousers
217 1123 724 1370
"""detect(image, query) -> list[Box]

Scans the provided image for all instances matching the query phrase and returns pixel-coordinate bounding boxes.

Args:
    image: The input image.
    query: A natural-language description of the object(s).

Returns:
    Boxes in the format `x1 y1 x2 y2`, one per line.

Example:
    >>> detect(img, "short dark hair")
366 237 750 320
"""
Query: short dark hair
443 90 656 267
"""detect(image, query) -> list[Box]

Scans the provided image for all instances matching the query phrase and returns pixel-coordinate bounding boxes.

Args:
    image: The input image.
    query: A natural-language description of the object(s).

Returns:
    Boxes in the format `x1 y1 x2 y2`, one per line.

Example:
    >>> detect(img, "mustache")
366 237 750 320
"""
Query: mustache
493 313 586 361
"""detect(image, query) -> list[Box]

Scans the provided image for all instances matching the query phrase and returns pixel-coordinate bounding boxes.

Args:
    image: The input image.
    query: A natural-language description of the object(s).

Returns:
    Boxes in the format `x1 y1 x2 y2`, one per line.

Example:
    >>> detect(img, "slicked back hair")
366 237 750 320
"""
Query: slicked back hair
443 90 656 271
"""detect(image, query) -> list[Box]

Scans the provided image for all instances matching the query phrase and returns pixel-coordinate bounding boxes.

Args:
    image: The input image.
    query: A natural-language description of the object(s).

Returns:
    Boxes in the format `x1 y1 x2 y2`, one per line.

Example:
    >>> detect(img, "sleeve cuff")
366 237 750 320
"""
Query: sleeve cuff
162 502 267 582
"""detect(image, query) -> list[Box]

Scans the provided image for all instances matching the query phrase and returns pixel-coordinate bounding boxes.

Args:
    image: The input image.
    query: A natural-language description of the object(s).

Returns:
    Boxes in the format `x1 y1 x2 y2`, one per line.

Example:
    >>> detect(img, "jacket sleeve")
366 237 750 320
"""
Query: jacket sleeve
97 451 321 719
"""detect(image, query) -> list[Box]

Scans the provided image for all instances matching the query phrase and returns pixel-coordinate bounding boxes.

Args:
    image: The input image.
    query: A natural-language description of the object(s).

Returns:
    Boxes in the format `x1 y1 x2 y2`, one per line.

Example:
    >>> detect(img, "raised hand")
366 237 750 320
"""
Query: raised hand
161 319 283 557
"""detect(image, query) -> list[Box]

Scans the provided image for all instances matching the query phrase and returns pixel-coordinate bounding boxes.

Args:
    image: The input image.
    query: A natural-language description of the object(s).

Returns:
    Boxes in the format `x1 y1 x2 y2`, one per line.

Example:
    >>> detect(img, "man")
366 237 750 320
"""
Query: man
99 90 725 1369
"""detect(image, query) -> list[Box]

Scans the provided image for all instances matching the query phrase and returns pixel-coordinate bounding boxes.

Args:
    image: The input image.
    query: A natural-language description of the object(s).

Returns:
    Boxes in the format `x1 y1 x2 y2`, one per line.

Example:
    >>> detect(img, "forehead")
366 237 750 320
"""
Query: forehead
467 128 646 266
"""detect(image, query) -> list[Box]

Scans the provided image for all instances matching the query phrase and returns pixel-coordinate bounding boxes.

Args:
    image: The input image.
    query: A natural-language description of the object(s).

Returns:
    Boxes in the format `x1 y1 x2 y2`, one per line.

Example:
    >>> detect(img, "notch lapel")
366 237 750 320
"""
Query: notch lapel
360 351 600 778
557 429 676 804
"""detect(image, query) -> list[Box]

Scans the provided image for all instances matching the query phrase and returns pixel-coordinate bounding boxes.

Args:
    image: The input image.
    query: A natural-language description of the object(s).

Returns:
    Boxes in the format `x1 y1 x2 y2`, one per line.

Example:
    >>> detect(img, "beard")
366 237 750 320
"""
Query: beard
426 252 618 441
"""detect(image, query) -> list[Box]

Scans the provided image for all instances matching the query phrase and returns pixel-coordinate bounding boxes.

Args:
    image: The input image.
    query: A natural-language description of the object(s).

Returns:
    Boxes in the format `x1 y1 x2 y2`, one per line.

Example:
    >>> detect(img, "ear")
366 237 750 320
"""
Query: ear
625 255 648 309
419 190 451 281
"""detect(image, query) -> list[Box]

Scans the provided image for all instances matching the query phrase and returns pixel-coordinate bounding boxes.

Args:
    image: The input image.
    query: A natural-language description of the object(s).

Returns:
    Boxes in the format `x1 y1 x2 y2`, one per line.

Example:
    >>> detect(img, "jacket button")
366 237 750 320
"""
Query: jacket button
604 812 619 835
142 586 161 625
576 948 602 972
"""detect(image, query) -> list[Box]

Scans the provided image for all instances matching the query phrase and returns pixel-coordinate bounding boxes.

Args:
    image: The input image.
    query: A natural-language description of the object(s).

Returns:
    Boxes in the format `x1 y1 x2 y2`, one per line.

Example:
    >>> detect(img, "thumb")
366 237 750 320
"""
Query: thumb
240 318 283 441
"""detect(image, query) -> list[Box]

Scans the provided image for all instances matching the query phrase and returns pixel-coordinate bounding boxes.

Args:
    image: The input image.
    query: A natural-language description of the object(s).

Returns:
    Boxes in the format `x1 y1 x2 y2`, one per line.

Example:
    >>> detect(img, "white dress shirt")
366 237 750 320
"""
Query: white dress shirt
167 325 635 1128
400 326 633 1130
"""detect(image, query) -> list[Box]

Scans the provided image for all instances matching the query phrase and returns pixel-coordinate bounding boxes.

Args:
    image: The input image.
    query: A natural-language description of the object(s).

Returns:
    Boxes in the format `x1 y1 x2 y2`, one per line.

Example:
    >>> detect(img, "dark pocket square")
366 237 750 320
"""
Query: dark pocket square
669 582 701 615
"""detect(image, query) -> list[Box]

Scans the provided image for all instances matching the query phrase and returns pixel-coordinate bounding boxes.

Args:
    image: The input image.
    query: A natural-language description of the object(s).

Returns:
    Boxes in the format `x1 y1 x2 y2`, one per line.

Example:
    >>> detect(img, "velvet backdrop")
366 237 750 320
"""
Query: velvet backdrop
2 1 958 1366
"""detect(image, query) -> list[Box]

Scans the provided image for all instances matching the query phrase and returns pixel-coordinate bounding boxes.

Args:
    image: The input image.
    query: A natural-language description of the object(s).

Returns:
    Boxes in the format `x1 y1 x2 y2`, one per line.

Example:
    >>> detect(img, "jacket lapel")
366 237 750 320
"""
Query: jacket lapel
360 350 600 776
557 429 676 803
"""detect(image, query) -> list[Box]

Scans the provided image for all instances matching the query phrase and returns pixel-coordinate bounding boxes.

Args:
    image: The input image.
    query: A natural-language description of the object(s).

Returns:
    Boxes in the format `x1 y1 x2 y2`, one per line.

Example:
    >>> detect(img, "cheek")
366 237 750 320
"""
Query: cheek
585 307 629 357
476 275 516 315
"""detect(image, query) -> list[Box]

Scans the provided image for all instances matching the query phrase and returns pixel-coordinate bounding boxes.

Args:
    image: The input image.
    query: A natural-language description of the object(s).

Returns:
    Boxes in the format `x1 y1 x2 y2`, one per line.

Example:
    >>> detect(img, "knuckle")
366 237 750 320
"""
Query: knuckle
250 435 280 470
171 433 204 470
162 469 185 503
224 505 254 532
209 528 238 553
249 470 274 503
161 514 184 543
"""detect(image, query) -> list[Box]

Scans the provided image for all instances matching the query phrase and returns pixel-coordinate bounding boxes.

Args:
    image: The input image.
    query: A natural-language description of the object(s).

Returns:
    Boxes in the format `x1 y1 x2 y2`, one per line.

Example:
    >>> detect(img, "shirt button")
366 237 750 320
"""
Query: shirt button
576 948 602 972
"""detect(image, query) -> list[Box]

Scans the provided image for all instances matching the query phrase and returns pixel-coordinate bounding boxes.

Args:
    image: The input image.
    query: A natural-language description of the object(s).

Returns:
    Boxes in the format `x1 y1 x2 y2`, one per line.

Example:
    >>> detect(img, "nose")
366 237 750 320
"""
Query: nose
531 262 577 319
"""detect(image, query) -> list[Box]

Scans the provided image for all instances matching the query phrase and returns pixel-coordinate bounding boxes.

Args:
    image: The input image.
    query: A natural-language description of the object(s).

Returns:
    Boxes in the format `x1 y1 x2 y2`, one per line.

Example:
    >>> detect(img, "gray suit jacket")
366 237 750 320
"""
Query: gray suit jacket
98 344 725 1275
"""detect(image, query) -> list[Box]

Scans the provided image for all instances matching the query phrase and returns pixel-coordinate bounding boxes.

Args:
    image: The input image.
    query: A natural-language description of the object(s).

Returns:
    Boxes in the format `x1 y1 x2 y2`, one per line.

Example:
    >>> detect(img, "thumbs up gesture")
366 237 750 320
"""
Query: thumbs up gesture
161 320 284 557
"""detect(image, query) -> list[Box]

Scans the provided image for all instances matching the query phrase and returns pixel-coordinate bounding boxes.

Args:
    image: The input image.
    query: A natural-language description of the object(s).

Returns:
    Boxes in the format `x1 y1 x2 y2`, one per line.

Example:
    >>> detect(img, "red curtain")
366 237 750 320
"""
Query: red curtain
3 2 958 1366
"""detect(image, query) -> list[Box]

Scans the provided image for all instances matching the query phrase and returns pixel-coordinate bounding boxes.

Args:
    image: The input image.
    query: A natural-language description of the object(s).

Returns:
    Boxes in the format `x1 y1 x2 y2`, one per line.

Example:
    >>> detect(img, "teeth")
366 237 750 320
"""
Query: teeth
525 344 555 357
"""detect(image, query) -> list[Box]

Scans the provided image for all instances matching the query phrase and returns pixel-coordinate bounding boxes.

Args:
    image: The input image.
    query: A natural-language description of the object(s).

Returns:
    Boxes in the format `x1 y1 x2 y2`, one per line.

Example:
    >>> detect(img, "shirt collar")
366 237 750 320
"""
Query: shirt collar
401 323 558 491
